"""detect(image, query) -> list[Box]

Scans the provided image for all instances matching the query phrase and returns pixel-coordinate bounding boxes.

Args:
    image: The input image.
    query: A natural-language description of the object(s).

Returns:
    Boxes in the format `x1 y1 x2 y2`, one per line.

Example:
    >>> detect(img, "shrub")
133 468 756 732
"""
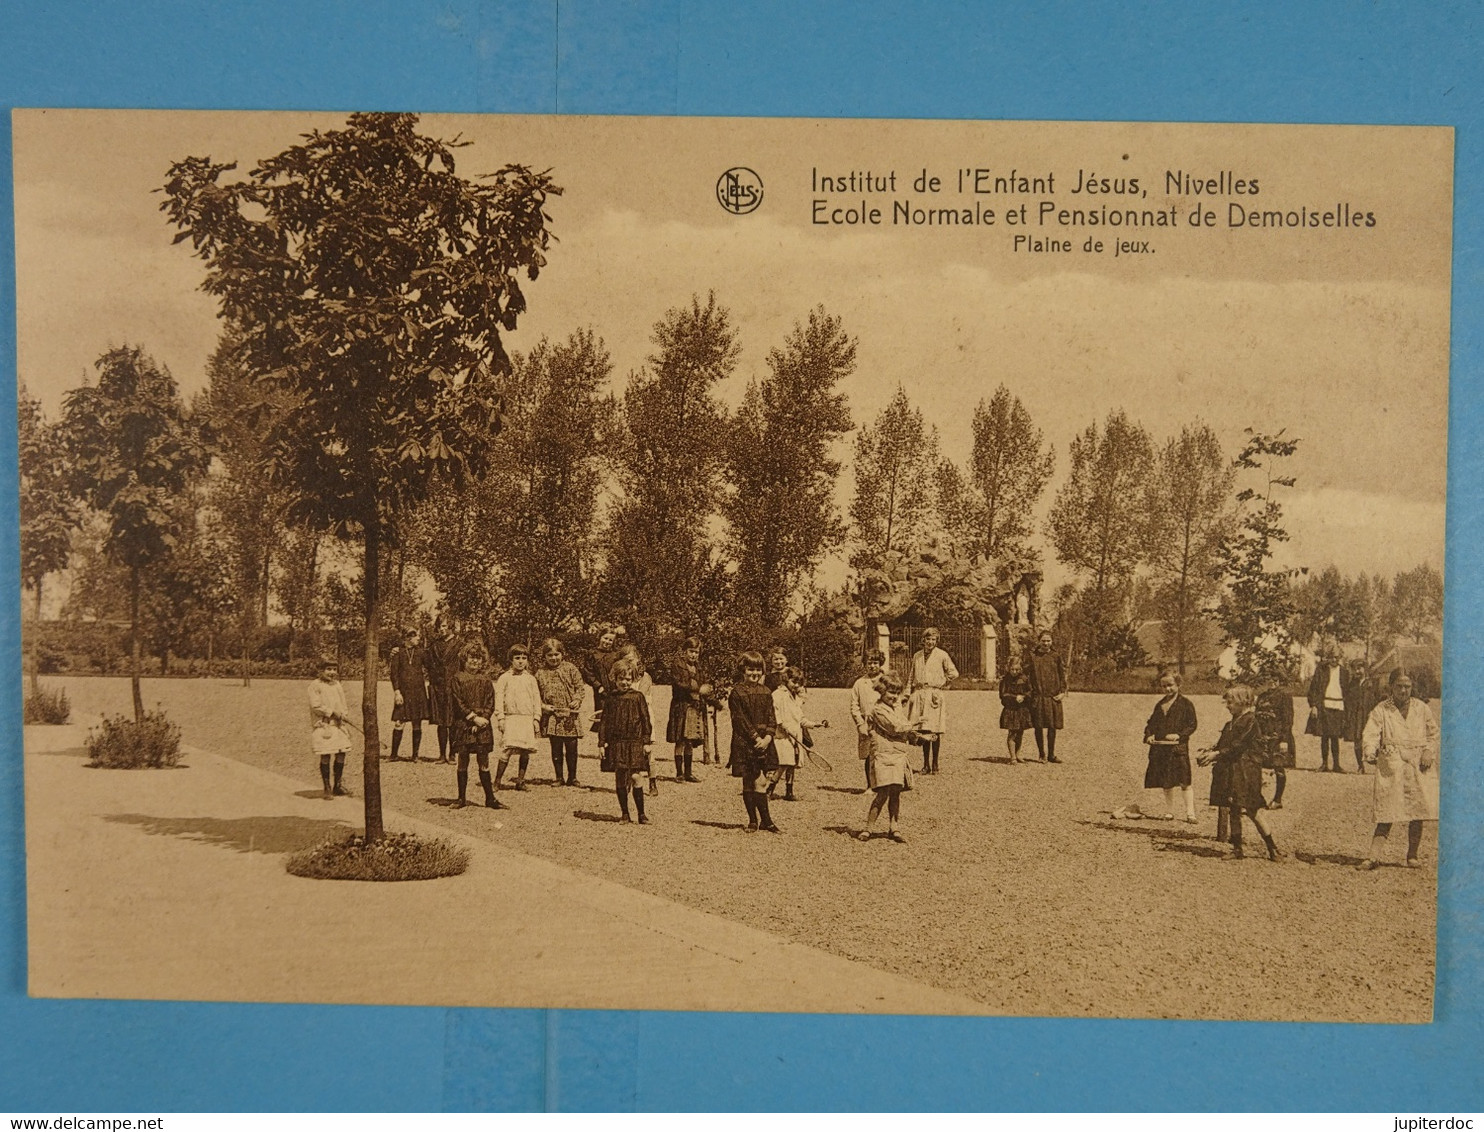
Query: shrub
286 831 470 882
85 710 182 768
23 685 71 724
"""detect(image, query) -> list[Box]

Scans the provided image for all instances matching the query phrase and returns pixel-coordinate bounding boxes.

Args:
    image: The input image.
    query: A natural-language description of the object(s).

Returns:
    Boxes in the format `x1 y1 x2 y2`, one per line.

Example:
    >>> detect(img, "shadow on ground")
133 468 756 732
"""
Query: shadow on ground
105 812 352 854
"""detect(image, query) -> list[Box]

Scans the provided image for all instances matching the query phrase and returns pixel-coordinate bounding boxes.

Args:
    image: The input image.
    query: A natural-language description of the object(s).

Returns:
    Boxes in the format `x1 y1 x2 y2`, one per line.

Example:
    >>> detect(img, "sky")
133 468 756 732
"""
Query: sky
11 109 1452 597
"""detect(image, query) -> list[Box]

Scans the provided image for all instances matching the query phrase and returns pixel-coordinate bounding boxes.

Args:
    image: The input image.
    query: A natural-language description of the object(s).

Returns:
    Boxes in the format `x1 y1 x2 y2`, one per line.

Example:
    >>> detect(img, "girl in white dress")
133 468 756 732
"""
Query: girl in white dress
1359 668 1440 869
771 667 828 801
494 644 543 792
907 627 958 774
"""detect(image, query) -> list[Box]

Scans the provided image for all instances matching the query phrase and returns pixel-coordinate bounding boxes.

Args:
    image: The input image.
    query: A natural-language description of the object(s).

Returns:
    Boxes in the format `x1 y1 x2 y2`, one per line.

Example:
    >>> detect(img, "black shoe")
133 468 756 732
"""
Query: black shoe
453 799 468 809
1046 755 1061 764
685 775 701 783
760 823 782 834
638 815 651 825
745 821 759 833
486 797 505 809
332 785 350 796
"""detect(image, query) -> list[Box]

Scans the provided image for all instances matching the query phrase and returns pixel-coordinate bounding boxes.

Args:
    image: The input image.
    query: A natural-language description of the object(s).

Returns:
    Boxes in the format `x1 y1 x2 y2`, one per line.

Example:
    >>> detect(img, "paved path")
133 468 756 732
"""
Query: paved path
24 725 978 1014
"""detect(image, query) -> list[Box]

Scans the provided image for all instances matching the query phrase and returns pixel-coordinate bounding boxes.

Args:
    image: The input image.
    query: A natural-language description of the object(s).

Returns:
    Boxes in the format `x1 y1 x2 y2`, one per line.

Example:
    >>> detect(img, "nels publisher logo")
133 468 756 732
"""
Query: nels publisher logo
716 167 763 215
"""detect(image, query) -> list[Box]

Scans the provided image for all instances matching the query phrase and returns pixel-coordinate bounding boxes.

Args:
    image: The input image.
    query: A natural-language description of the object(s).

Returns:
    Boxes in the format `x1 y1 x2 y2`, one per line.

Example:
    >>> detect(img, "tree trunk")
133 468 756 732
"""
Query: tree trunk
30 577 43 698
241 606 252 688
362 522 385 842
129 565 144 723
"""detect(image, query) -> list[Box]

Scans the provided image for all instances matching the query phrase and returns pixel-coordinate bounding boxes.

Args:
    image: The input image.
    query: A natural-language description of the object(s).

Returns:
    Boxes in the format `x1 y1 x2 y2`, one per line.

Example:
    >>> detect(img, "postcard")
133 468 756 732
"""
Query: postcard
13 110 1449 1020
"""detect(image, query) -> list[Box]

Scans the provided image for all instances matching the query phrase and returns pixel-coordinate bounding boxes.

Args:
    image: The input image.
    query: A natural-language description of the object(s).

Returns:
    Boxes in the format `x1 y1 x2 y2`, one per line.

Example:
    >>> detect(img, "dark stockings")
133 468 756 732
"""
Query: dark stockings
1272 769 1287 805
1034 727 1058 760
436 725 451 762
550 736 578 784
1321 735 1342 771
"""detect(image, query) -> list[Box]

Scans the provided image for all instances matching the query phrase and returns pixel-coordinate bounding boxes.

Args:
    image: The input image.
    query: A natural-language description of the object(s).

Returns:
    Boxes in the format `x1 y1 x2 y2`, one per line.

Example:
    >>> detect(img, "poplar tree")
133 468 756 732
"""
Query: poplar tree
1047 409 1155 655
724 306 854 627
18 385 81 695
1144 422 1233 673
602 293 738 639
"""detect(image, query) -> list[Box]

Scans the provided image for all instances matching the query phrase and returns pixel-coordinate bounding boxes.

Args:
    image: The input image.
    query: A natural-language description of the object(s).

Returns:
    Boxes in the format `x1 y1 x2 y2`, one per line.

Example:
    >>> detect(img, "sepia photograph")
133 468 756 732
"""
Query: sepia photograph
13 109 1450 1022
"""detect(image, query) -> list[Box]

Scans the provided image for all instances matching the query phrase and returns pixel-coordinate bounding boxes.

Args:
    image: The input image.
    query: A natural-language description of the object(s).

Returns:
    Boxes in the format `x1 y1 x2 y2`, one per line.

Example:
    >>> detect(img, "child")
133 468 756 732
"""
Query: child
771 666 829 801
1027 629 1067 763
424 615 463 763
535 637 585 786
494 643 543 792
729 651 781 833
602 657 654 823
998 657 1032 763
1256 682 1296 810
308 657 351 799
859 674 914 843
908 627 958 773
451 648 501 809
667 636 707 783
1141 666 1198 822
764 646 789 691
1359 668 1439 870
1197 684 1285 862
850 650 886 788
388 627 429 762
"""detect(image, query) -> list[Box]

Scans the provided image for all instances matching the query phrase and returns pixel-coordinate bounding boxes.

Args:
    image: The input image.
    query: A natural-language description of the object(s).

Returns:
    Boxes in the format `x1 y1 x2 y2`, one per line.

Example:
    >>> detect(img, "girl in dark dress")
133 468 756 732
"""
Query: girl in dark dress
388 627 430 761
666 636 706 783
1026 630 1067 763
451 648 502 809
535 637 585 786
424 616 464 763
581 626 624 750
602 657 653 824
998 658 1032 763
1306 650 1353 772
1142 666 1198 822
728 650 781 834
1256 684 1296 809
1198 684 1285 861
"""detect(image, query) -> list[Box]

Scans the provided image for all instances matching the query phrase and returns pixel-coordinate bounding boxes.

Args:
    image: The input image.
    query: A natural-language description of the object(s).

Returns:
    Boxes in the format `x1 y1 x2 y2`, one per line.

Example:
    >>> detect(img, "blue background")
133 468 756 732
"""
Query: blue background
1 0 1480 1112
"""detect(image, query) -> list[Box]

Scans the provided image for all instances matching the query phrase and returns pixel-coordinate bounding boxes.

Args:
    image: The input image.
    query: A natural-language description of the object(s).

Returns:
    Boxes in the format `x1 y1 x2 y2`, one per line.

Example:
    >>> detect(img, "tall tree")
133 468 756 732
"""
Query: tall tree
163 112 559 841
408 328 613 641
850 384 940 570
602 293 738 640
1212 428 1304 684
967 386 1055 561
198 330 296 685
1047 409 1155 650
1386 563 1444 644
1144 422 1234 674
18 384 81 695
1291 565 1370 648
724 306 855 627
58 347 212 720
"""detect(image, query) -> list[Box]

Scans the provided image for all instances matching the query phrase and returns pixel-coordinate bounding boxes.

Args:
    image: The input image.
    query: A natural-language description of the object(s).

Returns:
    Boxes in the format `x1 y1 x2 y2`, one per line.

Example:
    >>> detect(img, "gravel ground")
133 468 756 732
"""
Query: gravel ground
45 676 1436 1022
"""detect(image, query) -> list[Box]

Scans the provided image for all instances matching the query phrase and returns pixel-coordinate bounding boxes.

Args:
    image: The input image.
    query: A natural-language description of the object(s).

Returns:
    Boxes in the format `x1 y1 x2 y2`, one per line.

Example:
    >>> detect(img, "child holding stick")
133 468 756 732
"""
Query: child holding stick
308 657 351 799
771 666 828 801
859 673 914 843
850 650 885 789
729 651 781 833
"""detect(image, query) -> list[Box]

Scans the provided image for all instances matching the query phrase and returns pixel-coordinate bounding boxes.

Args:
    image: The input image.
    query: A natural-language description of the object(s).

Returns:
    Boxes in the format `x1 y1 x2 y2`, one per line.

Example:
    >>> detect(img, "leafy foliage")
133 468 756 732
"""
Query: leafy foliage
58 347 213 719
286 831 470 882
1384 563 1443 644
23 685 71 725
960 386 1055 563
86 710 182 769
1144 422 1234 673
18 384 81 598
1047 410 1155 660
850 385 940 569
1211 429 1304 684
723 306 854 627
602 293 739 639
407 329 613 640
